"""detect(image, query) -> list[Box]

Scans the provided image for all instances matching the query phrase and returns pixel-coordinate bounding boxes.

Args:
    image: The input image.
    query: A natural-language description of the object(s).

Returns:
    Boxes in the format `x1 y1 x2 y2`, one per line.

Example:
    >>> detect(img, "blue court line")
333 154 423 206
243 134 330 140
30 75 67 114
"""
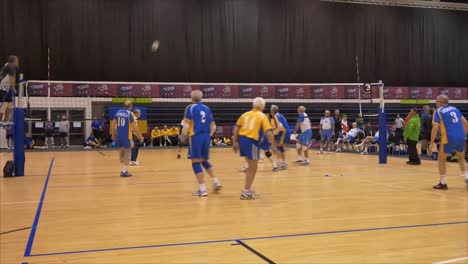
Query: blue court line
27 220 467 257
24 157 55 257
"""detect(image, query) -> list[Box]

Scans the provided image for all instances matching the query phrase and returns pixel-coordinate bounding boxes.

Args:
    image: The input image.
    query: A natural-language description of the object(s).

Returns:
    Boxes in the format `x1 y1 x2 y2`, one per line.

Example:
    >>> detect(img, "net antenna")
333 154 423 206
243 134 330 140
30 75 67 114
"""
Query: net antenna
355 56 363 116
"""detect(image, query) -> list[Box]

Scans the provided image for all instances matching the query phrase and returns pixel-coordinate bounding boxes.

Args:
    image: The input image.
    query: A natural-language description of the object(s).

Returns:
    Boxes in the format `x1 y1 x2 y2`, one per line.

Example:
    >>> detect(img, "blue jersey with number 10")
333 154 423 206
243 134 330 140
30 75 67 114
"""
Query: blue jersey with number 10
114 109 134 141
184 103 214 136
434 105 465 144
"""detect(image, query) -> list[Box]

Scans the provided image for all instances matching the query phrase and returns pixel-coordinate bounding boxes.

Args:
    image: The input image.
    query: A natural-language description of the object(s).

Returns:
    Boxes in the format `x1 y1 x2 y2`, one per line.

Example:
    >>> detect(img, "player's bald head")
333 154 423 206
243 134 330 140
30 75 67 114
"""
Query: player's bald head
124 100 133 110
253 97 266 110
191 90 203 102
298 106 306 113
271 105 279 114
437 94 449 105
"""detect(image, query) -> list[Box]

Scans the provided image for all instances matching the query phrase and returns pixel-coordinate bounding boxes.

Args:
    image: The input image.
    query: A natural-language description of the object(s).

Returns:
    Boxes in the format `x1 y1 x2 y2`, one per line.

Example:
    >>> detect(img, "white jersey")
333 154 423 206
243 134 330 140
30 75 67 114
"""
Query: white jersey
320 116 334 130
298 113 311 132
348 128 364 138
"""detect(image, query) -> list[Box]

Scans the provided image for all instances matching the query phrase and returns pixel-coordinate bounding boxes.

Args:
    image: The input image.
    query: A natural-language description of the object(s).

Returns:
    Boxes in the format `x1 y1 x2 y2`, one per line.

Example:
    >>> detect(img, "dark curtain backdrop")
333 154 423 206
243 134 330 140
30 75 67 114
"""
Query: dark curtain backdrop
1 0 467 86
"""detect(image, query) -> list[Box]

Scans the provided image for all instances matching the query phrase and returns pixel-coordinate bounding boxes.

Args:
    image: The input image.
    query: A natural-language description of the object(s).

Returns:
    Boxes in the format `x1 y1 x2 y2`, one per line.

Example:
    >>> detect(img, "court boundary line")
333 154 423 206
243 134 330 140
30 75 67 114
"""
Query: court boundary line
433 256 468 264
235 240 276 264
0 227 32 235
26 221 467 257
24 157 55 257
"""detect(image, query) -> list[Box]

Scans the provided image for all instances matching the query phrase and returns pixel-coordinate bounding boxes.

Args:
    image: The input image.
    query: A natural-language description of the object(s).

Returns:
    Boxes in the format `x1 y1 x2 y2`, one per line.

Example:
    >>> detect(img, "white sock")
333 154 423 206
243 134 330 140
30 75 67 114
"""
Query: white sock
121 164 127 173
199 184 207 191
273 162 277 168
440 175 447 184
464 171 468 180
212 177 220 185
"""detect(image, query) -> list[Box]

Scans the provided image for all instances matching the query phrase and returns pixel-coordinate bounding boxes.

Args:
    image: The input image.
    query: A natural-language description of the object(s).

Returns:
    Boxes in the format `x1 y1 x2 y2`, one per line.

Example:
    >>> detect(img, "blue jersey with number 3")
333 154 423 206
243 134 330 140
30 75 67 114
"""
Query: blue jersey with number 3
184 103 214 136
434 105 465 144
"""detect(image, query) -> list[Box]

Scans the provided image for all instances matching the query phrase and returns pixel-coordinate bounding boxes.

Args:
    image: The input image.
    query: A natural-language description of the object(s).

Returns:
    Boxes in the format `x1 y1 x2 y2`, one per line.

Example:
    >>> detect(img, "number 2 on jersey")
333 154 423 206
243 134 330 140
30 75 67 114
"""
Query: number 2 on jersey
200 111 206 123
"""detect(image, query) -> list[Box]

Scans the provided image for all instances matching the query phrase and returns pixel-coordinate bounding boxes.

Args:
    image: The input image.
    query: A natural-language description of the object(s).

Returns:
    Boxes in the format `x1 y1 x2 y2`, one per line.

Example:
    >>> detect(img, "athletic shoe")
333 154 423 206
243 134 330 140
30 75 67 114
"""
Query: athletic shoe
295 159 304 163
335 148 342 152
433 182 448 190
130 161 140 166
408 162 421 165
326 148 331 154
177 154 181 159
273 166 279 172
318 149 323 154
361 150 368 155
240 190 257 200
279 163 288 170
240 166 248 173
193 189 208 197
213 183 223 192
120 171 133 177
134 161 140 165
464 178 468 189
299 160 310 166
84 146 92 150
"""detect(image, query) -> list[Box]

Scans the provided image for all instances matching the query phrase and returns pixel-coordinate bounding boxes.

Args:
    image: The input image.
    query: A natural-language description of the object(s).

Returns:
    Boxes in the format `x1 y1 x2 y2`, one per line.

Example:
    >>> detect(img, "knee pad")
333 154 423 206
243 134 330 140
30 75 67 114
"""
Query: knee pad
265 151 272 158
296 143 302 150
192 162 203 175
201 161 212 170
302 145 309 151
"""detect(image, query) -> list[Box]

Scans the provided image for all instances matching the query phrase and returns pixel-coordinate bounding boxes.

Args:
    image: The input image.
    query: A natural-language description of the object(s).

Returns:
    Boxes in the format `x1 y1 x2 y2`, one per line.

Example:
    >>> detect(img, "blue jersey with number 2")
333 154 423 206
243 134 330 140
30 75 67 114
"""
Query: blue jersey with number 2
184 103 214 136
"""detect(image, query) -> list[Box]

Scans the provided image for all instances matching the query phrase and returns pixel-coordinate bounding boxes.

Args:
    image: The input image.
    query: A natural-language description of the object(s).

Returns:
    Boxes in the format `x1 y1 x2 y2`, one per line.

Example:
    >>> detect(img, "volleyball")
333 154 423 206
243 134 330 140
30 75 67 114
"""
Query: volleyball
151 40 160 53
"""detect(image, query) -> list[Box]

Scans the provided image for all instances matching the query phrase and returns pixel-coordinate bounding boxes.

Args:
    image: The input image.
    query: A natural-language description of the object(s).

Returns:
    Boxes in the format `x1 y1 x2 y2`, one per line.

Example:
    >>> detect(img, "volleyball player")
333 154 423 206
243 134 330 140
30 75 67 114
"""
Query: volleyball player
430 95 468 190
0 56 18 122
293 106 312 165
271 105 290 169
241 133 278 172
318 110 335 154
180 90 222 197
112 100 144 177
233 97 277 200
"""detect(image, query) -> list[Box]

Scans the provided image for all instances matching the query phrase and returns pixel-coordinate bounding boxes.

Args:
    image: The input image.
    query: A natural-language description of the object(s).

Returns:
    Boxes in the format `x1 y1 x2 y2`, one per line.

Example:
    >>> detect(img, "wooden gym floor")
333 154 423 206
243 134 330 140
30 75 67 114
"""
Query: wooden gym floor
0 148 467 264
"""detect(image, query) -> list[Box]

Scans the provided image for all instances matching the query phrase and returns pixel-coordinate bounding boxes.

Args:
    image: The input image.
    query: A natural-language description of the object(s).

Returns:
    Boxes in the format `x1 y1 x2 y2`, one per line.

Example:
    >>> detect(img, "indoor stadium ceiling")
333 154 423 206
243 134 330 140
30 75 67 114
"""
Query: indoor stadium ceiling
321 0 468 11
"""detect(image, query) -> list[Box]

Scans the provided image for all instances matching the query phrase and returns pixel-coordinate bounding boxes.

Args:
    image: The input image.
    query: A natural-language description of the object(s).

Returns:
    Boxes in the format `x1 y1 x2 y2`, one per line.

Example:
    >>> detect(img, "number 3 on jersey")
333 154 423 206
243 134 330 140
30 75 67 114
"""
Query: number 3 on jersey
450 112 459 123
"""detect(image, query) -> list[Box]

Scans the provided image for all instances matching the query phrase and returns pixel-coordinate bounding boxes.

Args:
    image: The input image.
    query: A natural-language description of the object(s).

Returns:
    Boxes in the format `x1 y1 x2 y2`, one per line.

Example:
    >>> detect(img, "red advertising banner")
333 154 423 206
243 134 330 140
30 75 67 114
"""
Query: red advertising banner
384 87 408 99
438 87 467 100
344 86 372 99
275 86 311 99
200 85 238 98
310 86 345 99
238 85 276 98
408 87 438 99
117 84 157 97
26 82 467 100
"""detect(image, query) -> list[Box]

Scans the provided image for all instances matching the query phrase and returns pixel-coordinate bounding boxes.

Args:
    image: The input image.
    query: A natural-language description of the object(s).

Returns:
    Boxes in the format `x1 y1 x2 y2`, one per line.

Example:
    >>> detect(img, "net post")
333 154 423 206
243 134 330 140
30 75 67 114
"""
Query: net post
378 80 387 164
13 81 26 176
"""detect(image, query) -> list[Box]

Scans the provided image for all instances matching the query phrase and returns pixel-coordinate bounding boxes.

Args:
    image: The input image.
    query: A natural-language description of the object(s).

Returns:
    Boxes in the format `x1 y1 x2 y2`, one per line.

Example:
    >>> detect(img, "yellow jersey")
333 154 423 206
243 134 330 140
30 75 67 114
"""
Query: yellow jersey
171 127 180 136
236 110 272 141
151 129 161 138
161 129 171 136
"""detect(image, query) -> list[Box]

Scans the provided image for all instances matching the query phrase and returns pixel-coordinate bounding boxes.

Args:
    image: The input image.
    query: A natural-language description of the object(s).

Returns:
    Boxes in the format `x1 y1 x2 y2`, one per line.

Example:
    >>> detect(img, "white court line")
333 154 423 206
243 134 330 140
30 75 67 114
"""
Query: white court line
433 257 468 264
0 201 39 205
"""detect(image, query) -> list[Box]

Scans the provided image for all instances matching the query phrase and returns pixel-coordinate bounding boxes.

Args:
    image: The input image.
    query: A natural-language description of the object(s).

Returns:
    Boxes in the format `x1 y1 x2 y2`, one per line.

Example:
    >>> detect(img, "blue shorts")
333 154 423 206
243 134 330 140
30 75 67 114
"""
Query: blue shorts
347 135 356 143
116 136 131 148
239 136 260 160
259 137 270 151
442 140 465 154
321 129 332 140
189 133 211 160
298 129 312 146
